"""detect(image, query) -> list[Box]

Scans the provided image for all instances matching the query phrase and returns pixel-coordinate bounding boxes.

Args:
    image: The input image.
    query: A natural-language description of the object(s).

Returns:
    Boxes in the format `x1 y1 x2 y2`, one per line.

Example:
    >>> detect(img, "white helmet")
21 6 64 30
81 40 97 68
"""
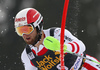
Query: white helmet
14 8 43 32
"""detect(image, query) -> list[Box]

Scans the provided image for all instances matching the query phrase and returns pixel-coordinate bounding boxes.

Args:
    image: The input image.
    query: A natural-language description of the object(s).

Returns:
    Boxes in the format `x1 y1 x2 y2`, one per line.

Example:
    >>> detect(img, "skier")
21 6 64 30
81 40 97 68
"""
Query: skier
14 8 100 70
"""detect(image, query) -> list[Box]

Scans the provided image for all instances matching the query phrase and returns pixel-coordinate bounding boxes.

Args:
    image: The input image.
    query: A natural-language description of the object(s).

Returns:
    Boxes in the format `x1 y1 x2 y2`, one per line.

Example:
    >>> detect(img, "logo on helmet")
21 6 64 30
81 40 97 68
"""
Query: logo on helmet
15 17 26 22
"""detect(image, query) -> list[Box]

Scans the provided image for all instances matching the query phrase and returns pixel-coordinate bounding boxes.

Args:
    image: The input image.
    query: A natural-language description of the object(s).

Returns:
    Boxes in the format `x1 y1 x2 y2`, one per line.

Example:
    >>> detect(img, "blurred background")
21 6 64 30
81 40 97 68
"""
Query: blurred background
0 0 100 70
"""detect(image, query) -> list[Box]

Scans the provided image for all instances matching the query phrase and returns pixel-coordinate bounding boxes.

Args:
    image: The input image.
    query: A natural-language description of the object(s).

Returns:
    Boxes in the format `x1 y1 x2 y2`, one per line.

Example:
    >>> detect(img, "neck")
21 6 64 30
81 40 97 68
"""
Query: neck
34 31 44 50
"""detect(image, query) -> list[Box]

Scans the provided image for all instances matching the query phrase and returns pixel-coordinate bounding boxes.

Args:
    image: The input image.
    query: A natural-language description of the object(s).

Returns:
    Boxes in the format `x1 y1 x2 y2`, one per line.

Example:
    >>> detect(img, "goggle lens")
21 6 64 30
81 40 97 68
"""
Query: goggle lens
16 25 34 36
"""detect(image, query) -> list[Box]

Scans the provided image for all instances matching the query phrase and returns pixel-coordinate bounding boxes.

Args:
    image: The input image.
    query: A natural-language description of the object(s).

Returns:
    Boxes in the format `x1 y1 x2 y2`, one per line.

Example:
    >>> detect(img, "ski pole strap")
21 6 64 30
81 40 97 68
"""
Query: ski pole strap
79 58 86 70
79 52 86 70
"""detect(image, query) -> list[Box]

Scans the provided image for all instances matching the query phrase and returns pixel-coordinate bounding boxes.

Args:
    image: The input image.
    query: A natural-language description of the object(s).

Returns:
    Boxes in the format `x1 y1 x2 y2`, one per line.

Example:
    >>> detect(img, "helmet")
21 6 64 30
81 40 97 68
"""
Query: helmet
14 8 43 33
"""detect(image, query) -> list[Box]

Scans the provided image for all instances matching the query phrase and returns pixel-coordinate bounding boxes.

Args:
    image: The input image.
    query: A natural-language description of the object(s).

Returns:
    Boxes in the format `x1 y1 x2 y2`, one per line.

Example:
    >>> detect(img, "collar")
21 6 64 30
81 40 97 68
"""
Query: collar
29 44 48 56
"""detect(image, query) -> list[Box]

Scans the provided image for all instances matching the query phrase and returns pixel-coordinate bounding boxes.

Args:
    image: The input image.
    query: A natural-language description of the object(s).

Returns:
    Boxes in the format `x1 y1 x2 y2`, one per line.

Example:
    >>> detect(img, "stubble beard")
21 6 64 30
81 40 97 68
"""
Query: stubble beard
26 34 39 45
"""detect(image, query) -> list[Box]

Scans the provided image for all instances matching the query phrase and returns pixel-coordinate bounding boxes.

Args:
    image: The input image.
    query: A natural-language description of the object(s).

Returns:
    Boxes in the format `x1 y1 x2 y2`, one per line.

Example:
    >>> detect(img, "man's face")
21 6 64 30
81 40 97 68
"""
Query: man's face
22 28 38 45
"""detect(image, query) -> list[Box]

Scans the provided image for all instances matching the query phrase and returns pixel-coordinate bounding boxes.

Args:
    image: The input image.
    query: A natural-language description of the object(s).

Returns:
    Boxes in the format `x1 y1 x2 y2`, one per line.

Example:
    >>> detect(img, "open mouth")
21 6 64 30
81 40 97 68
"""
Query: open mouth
26 37 31 40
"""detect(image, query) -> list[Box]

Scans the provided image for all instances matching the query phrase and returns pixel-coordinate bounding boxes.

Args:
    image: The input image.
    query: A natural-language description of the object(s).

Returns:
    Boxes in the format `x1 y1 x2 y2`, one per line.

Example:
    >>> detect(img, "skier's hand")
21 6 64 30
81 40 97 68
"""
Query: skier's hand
43 36 67 53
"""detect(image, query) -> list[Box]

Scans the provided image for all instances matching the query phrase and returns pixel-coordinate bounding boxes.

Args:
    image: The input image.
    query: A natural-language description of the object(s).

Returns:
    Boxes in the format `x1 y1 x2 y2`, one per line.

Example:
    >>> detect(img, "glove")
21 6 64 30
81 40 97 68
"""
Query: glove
43 36 67 53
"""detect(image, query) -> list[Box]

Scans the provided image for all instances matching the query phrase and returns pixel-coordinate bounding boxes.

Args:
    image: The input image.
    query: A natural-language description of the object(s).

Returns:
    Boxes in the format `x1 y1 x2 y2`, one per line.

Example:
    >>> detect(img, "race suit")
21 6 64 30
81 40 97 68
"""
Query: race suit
21 27 100 70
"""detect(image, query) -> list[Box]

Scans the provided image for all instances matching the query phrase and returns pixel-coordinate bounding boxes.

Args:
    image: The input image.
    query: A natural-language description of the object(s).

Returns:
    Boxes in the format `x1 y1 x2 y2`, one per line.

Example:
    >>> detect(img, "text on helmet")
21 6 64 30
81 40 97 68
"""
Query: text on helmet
15 17 26 22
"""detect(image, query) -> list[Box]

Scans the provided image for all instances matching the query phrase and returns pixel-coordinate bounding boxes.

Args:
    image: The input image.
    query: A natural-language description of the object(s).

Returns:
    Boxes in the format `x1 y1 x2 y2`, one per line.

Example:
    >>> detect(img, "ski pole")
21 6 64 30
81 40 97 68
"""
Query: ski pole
60 0 69 70
65 49 100 64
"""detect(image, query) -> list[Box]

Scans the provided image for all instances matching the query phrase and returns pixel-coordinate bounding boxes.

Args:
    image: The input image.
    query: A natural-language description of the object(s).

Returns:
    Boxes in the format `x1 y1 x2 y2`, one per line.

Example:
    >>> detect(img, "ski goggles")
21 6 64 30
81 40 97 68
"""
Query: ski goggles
15 24 34 36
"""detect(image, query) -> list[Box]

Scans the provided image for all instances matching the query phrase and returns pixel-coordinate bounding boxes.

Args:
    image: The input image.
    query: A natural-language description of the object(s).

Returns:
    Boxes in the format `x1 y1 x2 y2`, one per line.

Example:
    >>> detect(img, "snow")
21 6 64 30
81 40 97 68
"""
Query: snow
1 29 7 34
81 30 84 32
1 31 3 34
